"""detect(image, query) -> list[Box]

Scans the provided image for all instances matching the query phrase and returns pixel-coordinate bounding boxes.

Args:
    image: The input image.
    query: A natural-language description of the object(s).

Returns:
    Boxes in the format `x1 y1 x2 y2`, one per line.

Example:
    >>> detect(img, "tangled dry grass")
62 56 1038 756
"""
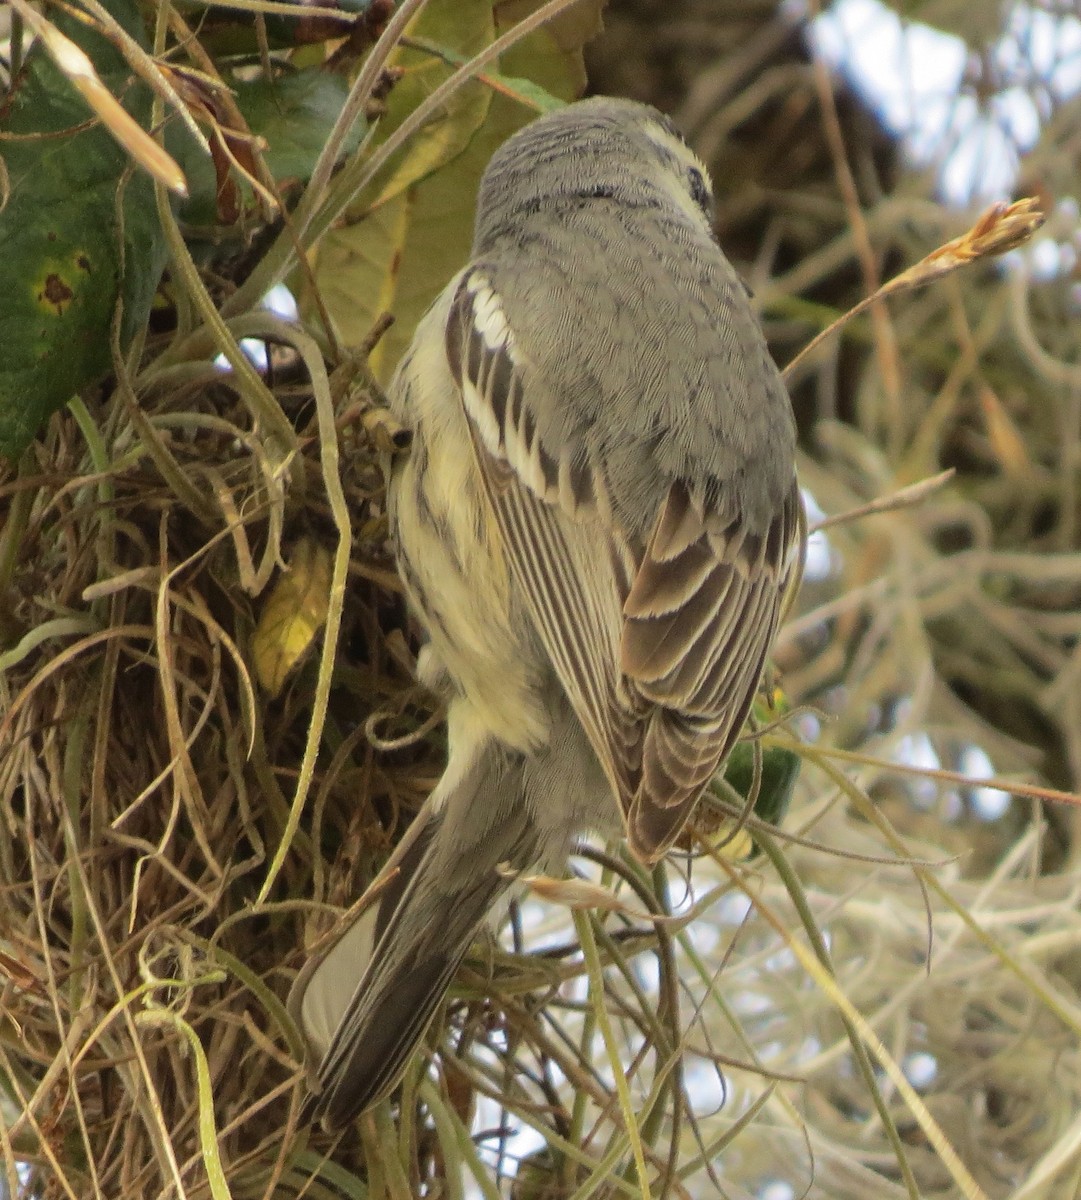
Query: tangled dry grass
2 2 1081 1198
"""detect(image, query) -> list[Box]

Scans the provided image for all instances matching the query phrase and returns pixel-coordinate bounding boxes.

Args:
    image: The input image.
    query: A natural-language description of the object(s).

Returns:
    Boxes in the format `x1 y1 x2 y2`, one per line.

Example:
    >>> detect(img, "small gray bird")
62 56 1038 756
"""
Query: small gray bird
289 96 804 1129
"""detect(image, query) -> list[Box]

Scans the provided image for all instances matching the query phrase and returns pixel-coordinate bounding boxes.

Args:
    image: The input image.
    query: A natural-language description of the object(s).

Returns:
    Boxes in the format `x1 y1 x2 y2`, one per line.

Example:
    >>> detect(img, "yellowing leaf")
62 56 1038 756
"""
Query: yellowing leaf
300 0 605 377
252 539 333 696
361 0 495 212
705 827 757 863
313 191 412 361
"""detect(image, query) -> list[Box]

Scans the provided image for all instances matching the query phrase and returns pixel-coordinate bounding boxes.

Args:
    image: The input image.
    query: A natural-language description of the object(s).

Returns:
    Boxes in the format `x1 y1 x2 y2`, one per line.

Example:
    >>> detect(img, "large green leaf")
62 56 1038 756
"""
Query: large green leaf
233 71 368 187
0 3 167 459
301 0 605 377
298 0 493 365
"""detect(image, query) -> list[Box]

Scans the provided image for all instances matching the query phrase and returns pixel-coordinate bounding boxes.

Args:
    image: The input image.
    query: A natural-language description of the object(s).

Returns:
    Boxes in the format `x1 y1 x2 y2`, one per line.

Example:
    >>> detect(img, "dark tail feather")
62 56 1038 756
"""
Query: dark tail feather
290 743 537 1130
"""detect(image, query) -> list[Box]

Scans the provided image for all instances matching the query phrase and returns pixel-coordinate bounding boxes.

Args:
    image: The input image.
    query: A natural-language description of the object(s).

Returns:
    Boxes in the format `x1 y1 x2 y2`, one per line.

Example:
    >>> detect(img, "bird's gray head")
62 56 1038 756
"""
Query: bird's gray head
473 97 714 252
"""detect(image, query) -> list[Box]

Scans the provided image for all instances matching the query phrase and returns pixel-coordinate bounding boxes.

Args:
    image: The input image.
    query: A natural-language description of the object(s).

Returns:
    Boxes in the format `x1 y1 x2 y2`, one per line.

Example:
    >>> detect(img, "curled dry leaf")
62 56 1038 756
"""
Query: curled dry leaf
977 385 1034 478
498 868 637 914
498 867 692 924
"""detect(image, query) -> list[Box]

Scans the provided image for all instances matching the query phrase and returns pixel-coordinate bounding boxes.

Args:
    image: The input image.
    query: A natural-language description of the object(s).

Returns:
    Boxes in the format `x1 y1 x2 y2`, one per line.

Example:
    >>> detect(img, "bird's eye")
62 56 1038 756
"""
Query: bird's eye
686 165 711 212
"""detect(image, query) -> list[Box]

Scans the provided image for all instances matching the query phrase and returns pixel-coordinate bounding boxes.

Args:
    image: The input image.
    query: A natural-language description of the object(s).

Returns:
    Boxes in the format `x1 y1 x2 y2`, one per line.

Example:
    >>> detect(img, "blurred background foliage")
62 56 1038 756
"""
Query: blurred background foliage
1 0 1080 1198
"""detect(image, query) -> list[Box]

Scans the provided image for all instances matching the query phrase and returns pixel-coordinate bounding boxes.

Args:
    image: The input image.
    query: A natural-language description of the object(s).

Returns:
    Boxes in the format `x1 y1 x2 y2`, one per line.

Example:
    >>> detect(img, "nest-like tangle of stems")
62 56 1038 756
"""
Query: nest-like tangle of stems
0 353 430 1194
4 4 1081 1199
4 288 1081 1200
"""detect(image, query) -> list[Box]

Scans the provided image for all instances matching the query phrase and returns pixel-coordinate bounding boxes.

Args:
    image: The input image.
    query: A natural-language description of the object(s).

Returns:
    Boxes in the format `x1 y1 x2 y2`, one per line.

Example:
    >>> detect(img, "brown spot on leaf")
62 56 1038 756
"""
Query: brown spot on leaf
38 273 74 316
76 254 90 272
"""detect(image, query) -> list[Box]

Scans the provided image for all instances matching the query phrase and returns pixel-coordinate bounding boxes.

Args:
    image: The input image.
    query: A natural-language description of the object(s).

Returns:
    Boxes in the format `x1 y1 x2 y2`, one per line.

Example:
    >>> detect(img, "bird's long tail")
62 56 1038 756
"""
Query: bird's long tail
289 741 538 1130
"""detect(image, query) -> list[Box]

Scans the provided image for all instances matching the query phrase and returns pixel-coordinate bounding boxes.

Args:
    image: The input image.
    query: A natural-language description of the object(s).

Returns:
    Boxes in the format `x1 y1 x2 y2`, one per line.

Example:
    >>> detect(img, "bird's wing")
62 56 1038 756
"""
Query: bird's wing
446 268 803 861
621 476 804 856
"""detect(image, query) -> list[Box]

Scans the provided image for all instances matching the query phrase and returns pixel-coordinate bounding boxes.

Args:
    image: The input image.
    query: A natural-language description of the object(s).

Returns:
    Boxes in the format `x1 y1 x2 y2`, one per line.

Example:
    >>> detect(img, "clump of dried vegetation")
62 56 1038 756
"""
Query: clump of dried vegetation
1 2 1080 1198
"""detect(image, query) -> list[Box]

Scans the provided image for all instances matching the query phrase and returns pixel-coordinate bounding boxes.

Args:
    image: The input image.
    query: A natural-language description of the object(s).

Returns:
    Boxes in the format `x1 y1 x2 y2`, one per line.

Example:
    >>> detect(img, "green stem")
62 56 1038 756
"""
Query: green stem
575 910 653 1200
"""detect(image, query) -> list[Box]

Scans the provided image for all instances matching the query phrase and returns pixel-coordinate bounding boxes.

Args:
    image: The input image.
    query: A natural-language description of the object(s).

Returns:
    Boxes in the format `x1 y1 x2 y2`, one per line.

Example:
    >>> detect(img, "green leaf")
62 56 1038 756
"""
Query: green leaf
722 742 802 836
0 1 166 459
405 36 566 113
233 70 368 186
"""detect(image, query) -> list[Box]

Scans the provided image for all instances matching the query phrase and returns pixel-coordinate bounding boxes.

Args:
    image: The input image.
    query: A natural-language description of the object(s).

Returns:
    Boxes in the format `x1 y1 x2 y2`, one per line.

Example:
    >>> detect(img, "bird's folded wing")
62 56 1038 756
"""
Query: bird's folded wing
622 479 804 856
446 268 803 860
